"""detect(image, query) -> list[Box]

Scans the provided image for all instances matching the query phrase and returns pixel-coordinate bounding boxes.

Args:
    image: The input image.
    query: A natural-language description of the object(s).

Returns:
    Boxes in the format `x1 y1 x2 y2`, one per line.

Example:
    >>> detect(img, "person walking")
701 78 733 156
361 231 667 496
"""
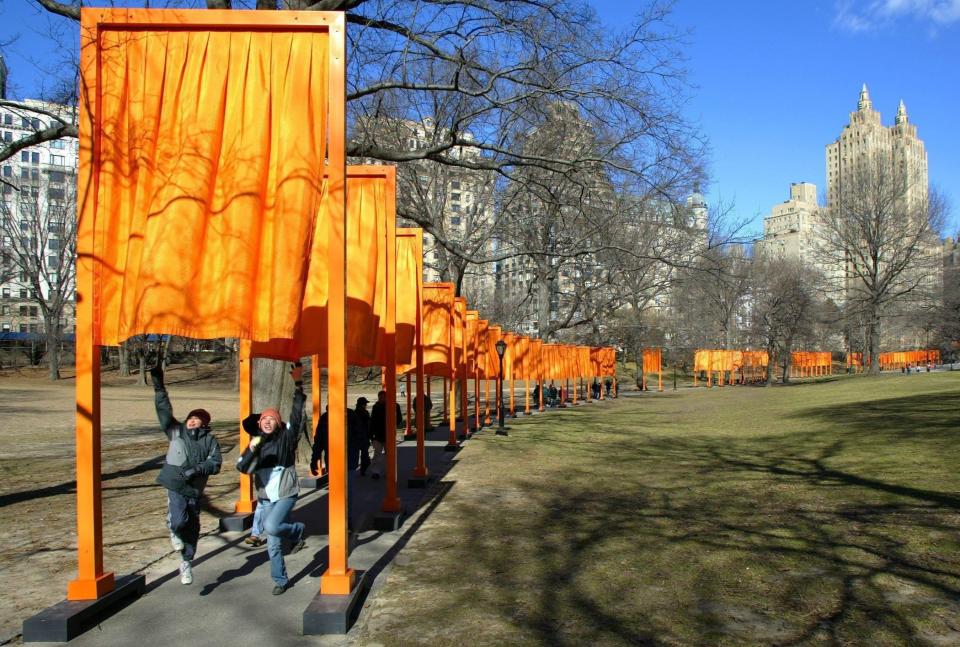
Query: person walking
237 363 309 595
369 389 403 480
354 397 371 475
150 361 223 586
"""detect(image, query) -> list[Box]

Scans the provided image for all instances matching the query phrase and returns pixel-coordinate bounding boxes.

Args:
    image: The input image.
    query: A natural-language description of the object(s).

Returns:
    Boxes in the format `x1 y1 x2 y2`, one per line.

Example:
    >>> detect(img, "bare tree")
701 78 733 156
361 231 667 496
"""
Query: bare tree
749 256 817 384
14 0 707 403
814 155 946 374
0 164 76 379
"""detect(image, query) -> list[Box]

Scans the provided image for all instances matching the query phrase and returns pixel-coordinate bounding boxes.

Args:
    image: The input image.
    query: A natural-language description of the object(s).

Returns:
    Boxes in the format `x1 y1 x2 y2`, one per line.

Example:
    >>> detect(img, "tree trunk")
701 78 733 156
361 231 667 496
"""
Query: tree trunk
44 315 61 380
136 350 147 386
765 345 776 386
536 271 552 340
868 312 881 375
253 357 295 416
781 339 793 384
118 342 130 377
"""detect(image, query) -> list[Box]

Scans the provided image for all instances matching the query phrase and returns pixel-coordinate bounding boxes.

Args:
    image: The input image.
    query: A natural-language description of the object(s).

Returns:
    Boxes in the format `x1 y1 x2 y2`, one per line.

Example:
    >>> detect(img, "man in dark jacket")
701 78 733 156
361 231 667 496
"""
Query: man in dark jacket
151 362 222 586
369 389 403 480
354 397 371 475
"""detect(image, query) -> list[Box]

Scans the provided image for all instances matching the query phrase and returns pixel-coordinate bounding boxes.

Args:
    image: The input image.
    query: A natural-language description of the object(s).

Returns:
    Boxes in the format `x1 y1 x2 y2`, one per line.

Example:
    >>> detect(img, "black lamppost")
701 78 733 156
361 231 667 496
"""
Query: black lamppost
495 339 508 436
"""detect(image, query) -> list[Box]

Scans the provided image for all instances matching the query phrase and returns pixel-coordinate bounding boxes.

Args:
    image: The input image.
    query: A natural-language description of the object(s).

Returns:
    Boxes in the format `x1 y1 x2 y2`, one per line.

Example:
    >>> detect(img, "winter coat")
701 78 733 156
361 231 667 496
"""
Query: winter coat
370 400 403 444
236 386 307 501
154 387 222 499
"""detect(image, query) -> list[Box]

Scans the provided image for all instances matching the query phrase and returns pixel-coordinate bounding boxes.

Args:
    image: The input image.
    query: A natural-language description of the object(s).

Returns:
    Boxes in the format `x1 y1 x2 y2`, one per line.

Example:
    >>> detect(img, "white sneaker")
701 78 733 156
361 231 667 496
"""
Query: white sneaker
170 531 184 552
179 561 193 585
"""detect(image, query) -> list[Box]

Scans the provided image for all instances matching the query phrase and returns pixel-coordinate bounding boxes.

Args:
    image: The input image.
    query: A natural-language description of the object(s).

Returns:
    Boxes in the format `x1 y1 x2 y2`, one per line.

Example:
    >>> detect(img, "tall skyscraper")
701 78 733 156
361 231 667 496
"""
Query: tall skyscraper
825 84 927 209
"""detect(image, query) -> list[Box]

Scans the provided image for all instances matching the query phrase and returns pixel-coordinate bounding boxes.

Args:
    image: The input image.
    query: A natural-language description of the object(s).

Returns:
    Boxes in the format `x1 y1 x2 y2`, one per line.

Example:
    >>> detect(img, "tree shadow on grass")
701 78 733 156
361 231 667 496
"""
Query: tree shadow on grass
419 399 960 646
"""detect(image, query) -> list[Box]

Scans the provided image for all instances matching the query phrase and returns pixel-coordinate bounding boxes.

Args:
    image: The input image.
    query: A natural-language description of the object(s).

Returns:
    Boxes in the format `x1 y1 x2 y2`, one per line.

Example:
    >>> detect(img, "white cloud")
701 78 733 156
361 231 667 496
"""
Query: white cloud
835 0 960 31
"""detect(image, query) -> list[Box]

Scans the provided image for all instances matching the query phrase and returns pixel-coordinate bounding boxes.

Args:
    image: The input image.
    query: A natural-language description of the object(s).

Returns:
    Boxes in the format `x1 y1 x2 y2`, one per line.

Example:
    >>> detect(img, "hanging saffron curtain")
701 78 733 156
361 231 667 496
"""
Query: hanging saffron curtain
88 24 331 345
395 228 423 373
421 283 455 376
250 167 400 366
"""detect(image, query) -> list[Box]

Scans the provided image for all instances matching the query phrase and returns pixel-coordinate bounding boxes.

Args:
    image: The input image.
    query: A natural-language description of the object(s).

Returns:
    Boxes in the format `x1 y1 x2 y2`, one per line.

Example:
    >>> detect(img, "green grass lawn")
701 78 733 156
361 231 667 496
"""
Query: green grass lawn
353 374 960 646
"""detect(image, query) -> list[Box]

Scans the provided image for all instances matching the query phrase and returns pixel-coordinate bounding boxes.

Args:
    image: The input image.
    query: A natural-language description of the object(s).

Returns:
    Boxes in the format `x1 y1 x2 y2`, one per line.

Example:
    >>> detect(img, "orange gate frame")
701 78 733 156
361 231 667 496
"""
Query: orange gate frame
73 8 346 601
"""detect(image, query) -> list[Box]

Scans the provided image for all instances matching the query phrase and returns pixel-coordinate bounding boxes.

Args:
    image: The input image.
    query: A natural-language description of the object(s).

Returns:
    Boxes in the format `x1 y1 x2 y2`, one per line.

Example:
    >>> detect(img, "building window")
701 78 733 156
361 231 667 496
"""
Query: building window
19 288 27 298
19 324 27 333
0 323 8 332
21 117 30 128
451 193 460 201
2 132 10 143
2 114 11 125
50 139 66 149
451 181 460 189
19 305 28 316
2 165 10 177
20 151 29 162
1 288 8 298
48 170 65 184
451 204 460 212
48 255 59 269
50 155 65 167
450 216 461 225
31 152 40 165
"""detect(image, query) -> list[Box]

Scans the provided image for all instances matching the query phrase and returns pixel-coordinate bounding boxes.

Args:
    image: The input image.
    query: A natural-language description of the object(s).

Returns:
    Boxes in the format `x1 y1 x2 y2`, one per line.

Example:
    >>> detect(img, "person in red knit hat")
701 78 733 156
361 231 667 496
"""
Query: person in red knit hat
149 360 222 586
236 363 309 595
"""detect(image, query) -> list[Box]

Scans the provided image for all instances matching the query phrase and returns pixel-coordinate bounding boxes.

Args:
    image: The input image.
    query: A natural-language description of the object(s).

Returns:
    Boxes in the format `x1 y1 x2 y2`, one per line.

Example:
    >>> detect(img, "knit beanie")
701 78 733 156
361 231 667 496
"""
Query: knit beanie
186 409 211 427
259 408 283 425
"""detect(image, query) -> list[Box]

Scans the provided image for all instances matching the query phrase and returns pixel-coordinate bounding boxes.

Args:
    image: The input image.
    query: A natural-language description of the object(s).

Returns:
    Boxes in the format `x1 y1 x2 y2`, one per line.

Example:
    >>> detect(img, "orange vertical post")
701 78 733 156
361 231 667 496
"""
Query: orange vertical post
235 342 256 513
381 170 402 514
484 376 492 424
320 12 354 596
413 286 428 477
456 298 468 438
446 299 458 448
68 196 114 601
70 16 113 599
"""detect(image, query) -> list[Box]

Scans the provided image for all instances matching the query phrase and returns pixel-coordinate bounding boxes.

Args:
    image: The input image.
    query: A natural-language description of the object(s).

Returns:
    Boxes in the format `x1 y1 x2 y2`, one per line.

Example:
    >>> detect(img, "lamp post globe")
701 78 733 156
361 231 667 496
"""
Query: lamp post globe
495 339 507 435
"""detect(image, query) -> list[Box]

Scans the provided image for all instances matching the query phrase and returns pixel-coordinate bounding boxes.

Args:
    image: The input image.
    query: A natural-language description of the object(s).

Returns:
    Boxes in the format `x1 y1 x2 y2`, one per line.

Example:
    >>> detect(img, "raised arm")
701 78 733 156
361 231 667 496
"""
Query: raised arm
150 362 176 439
287 362 308 446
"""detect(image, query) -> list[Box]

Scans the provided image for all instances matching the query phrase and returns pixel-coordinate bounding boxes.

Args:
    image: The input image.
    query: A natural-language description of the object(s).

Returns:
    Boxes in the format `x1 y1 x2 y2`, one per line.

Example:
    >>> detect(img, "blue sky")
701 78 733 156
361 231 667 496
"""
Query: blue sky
2 0 957 234
591 0 960 235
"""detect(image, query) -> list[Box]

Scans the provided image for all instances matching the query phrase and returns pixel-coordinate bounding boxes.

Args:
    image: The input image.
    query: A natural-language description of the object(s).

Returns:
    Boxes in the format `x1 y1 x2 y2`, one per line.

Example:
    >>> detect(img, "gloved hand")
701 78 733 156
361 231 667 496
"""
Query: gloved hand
182 466 199 480
310 461 319 477
249 436 262 450
149 362 164 389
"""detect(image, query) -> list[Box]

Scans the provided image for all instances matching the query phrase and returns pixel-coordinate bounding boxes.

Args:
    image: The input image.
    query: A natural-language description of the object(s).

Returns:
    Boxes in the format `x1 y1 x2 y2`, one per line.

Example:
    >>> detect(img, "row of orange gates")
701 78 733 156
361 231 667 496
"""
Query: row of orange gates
846 350 942 371
690 349 943 385
63 7 618 610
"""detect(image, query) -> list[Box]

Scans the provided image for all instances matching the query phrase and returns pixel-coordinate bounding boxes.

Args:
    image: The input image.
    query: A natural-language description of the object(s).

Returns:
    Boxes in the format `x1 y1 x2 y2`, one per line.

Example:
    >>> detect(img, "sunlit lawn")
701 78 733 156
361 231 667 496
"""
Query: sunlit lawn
354 373 960 646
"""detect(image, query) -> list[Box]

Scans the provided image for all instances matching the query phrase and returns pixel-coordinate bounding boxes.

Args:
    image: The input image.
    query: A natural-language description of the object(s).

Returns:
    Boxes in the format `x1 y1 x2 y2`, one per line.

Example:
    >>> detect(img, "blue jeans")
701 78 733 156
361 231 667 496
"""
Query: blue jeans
251 504 264 538
259 496 304 587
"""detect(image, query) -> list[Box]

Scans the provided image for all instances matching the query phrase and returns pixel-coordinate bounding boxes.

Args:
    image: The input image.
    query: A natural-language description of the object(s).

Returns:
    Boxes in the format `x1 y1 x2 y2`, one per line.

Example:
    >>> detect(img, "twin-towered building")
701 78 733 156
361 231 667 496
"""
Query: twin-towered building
760 84 929 269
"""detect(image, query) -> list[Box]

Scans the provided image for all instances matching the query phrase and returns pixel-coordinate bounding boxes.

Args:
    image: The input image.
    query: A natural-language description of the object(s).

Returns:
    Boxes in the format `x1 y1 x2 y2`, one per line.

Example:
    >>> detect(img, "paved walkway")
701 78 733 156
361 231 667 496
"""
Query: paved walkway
26 404 599 646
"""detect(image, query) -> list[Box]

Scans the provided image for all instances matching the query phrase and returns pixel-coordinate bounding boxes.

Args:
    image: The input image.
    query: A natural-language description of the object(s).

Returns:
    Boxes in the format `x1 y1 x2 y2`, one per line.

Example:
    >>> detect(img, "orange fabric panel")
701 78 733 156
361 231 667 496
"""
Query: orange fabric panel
251 167 394 365
454 298 467 378
87 21 331 345
464 311 480 378
421 283 454 377
476 320 491 378
395 228 423 373
487 326 503 378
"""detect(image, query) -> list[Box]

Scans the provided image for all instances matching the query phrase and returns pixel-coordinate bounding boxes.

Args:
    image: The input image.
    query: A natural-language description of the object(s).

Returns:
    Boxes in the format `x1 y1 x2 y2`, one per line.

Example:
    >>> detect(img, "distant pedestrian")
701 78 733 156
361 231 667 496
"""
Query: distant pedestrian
413 392 433 431
369 390 403 480
354 397 371 475
150 361 222 586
